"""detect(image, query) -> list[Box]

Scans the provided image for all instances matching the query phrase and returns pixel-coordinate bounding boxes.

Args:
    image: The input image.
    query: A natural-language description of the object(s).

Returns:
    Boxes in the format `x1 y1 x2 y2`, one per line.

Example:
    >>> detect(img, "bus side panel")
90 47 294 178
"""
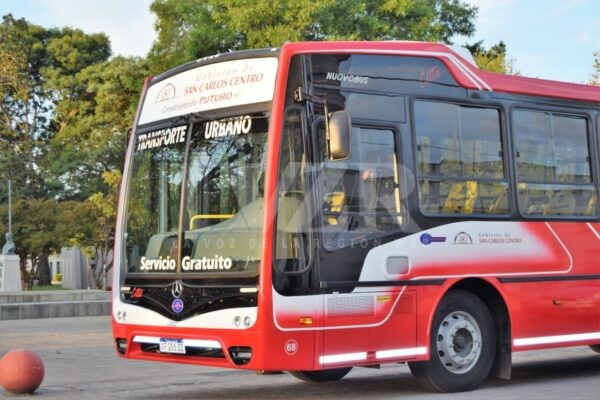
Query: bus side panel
507 222 600 351
321 290 417 367
356 220 599 354
505 280 600 351
252 328 317 371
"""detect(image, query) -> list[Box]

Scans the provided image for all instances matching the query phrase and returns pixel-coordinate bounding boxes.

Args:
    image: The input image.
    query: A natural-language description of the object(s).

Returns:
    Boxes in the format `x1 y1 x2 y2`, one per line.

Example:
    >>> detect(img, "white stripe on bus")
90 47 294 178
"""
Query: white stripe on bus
319 346 428 364
587 223 600 240
514 332 600 347
376 346 427 359
319 352 368 364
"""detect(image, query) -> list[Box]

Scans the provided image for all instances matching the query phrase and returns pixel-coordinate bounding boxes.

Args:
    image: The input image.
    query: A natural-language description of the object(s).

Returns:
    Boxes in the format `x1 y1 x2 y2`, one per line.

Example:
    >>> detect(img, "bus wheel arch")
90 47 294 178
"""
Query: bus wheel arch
450 278 512 381
409 279 511 392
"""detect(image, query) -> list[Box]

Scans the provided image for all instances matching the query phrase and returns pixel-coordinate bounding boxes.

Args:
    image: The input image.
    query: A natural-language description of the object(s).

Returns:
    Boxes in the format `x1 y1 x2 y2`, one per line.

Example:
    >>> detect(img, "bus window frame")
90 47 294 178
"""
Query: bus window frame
273 105 316 276
509 104 599 220
411 96 512 219
312 116 407 253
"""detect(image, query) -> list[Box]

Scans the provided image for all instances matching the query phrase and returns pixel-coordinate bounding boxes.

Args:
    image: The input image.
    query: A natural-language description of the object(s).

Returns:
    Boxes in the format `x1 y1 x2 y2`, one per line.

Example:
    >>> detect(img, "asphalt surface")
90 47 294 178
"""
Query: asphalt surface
0 316 599 399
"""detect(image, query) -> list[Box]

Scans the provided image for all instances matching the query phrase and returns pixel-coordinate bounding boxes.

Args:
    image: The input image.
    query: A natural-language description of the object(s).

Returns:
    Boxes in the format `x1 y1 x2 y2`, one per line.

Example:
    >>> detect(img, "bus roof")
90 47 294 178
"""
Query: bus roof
281 41 600 104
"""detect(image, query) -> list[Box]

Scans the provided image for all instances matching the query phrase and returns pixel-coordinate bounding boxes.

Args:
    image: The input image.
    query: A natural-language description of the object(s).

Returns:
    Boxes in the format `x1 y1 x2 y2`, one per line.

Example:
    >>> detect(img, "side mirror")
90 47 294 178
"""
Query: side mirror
327 111 351 161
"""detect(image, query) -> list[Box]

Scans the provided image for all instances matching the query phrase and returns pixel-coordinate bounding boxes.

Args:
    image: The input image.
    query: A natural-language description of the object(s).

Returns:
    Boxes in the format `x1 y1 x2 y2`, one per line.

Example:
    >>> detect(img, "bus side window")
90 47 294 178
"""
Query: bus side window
514 110 596 217
415 101 507 216
320 125 402 250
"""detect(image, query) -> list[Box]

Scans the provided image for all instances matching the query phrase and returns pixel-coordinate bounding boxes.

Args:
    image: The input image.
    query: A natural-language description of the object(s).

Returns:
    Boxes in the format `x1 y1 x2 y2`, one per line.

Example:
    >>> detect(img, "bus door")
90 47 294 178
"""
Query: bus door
316 123 417 366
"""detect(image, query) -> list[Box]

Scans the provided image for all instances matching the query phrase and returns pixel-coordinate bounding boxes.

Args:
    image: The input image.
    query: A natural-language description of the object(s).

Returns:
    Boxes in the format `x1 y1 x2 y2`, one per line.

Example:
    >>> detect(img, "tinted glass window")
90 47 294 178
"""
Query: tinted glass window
513 110 597 216
125 127 186 273
182 115 268 276
415 101 508 215
310 54 464 98
275 109 311 272
320 127 402 250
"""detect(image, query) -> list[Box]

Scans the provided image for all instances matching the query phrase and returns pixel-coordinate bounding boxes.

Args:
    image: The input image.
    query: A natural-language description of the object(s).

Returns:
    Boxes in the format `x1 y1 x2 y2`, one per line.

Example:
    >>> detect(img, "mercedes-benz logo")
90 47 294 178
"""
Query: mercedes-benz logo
171 280 184 298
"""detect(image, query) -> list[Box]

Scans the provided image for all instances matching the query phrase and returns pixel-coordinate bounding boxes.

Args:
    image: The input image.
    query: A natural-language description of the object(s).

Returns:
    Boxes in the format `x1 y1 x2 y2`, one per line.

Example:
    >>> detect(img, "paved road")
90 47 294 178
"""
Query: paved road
0 316 599 399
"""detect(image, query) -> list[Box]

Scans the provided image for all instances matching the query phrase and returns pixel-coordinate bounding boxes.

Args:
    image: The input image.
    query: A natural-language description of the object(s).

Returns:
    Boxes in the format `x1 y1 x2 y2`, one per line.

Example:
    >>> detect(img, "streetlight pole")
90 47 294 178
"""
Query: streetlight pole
3 179 16 255
8 178 11 234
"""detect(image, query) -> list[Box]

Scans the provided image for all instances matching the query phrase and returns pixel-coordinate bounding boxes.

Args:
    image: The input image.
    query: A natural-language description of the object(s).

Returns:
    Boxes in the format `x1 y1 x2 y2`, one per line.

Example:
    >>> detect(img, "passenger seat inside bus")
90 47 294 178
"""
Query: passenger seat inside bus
191 198 265 262
586 192 598 215
441 180 478 214
145 233 178 259
543 191 576 216
324 191 345 225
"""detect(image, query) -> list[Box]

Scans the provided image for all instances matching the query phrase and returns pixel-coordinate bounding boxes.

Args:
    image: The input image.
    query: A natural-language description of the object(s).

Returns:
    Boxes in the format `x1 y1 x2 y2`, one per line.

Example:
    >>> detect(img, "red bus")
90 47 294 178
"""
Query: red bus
112 41 600 392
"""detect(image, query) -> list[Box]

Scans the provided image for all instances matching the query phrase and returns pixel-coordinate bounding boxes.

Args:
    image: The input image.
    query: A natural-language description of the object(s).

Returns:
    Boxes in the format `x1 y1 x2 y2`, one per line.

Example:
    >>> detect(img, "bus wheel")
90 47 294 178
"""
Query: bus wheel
590 345 600 354
408 289 495 392
289 367 352 382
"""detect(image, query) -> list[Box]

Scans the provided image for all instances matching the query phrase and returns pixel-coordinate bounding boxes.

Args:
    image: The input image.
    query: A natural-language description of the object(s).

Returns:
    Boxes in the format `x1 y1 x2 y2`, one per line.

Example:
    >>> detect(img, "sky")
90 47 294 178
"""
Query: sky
1 0 598 84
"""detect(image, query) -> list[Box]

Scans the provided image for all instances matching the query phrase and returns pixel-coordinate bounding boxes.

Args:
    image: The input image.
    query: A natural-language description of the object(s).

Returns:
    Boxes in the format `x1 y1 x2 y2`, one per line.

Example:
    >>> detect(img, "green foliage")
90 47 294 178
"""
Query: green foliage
590 51 599 85
87 170 121 248
0 15 51 199
0 14 143 288
466 40 518 75
33 283 68 291
44 29 110 80
0 15 113 200
148 0 477 72
0 16 28 102
0 198 87 256
50 56 148 199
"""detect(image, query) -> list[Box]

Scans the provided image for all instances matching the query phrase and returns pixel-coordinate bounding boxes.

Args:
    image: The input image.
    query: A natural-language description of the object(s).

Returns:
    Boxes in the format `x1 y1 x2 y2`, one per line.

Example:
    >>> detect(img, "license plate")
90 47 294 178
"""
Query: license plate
159 338 186 354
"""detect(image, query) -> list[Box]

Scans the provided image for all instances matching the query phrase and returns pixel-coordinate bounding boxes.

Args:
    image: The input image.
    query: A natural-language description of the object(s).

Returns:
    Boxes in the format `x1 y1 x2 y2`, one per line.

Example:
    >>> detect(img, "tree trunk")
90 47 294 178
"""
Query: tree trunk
37 250 51 286
18 251 33 290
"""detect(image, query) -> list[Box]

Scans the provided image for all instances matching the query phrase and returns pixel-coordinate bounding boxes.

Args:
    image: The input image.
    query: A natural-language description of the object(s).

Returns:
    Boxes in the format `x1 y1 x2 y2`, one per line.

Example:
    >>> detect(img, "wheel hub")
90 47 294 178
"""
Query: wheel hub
436 311 482 374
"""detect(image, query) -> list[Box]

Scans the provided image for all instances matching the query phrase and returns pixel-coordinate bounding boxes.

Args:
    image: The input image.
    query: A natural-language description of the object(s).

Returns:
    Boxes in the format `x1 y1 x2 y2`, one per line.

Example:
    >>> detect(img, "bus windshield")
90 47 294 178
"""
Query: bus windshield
124 114 268 277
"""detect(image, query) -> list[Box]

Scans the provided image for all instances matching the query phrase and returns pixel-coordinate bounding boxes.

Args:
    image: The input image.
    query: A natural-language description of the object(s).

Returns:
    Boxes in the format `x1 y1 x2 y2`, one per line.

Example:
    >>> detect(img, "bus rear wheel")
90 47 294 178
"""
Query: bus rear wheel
289 367 352 382
590 345 600 354
408 289 495 392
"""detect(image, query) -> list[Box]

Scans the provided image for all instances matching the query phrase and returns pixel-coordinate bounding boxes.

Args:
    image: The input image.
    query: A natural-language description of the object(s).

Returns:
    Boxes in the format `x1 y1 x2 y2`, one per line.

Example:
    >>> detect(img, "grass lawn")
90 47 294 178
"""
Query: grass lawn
32 284 68 291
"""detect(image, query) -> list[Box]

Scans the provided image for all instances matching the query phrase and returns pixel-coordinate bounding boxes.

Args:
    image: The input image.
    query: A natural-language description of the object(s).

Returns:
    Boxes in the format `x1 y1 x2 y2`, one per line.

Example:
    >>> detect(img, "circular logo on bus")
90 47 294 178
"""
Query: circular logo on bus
284 339 298 355
171 280 184 298
171 298 184 313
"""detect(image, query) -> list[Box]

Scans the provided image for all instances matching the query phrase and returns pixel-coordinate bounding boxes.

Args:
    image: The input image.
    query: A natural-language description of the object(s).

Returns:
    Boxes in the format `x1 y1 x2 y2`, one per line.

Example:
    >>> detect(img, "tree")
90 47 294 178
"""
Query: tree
0 199 62 288
42 26 113 199
0 15 52 200
50 56 148 200
0 14 122 287
589 51 599 85
47 54 147 288
148 0 477 72
0 195 114 289
466 40 518 74
84 170 121 289
0 15 112 198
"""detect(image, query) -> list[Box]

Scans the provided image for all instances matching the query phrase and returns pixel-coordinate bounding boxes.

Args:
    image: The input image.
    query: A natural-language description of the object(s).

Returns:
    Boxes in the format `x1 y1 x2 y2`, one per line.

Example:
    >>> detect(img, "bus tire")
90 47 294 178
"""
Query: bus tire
289 367 352 382
408 289 495 392
590 345 600 354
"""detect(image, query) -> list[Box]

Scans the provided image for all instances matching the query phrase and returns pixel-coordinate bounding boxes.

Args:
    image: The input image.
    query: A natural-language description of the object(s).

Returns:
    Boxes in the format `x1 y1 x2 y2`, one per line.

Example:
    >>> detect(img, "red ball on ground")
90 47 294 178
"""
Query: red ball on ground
0 349 45 394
